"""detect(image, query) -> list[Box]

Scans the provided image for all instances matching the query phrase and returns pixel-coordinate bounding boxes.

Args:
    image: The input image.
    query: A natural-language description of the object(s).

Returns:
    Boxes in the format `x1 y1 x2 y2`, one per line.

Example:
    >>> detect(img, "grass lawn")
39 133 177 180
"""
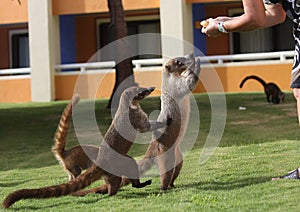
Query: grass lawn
1 92 300 211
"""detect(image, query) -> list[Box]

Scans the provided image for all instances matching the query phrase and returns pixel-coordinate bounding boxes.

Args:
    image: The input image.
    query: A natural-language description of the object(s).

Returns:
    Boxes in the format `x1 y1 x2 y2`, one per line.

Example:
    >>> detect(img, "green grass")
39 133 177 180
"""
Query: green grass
1 92 300 211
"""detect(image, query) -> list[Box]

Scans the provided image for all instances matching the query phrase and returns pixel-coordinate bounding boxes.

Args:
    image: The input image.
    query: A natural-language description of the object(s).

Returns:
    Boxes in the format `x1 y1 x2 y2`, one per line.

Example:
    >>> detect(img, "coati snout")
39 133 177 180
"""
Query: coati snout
133 87 155 100
165 53 195 75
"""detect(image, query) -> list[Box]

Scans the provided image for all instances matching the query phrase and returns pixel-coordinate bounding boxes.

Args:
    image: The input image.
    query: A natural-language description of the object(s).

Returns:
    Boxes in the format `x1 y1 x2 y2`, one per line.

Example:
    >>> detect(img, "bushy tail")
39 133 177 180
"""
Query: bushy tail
51 94 80 163
2 164 104 208
240 75 267 88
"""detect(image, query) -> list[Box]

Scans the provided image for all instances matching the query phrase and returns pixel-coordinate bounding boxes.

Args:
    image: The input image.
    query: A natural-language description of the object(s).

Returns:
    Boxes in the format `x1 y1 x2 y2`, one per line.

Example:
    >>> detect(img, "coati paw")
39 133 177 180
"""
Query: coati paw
145 179 152 186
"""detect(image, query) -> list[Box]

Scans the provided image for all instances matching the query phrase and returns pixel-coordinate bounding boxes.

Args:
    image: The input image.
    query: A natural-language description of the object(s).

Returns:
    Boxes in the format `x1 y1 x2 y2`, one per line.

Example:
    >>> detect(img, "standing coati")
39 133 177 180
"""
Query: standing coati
239 75 285 104
75 53 201 195
3 86 170 208
52 94 99 181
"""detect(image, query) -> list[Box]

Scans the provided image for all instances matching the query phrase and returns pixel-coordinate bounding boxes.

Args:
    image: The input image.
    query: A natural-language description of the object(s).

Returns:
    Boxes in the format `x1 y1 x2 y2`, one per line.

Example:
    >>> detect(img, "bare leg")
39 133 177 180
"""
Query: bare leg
293 88 300 126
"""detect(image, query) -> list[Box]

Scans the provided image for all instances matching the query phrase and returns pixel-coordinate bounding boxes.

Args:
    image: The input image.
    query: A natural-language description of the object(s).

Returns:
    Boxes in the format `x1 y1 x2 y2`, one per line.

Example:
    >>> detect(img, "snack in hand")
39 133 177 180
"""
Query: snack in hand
200 20 209 27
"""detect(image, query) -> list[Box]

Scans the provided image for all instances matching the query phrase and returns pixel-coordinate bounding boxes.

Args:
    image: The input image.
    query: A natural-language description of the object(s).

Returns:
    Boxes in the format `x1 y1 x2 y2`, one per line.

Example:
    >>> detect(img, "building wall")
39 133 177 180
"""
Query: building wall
0 0 28 24
0 24 28 69
52 0 160 15
0 63 291 103
0 77 31 102
204 3 242 55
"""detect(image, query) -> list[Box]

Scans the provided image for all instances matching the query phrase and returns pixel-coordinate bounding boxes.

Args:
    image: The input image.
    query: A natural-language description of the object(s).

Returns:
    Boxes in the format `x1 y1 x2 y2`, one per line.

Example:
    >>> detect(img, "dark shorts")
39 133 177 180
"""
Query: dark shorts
291 36 300 88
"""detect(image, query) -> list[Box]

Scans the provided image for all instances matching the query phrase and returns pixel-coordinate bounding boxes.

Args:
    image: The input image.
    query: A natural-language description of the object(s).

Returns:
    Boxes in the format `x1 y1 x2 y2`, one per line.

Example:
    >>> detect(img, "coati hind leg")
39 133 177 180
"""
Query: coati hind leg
72 155 151 196
67 166 81 181
169 147 183 188
156 149 176 190
105 176 122 196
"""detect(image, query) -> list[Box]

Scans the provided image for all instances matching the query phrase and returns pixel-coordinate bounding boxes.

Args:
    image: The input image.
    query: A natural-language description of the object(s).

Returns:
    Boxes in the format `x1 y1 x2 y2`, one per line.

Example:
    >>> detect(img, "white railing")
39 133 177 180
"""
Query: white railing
54 58 164 73
0 67 30 76
204 50 294 64
0 51 295 76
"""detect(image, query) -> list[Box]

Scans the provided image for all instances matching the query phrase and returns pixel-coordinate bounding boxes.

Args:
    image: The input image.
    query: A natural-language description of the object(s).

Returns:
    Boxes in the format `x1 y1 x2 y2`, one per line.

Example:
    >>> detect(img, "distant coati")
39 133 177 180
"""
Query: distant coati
239 75 285 104
52 94 99 181
75 53 201 195
3 86 170 208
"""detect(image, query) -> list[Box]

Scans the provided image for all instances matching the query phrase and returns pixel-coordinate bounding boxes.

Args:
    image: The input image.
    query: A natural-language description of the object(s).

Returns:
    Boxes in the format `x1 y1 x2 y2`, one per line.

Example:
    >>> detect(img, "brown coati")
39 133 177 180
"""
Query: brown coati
76 53 201 195
239 75 285 104
52 94 99 181
3 86 170 209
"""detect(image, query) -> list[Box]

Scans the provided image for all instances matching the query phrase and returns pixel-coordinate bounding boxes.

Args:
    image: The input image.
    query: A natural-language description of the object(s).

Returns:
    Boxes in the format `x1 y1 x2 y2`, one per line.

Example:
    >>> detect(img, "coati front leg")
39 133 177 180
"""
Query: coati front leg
266 93 271 103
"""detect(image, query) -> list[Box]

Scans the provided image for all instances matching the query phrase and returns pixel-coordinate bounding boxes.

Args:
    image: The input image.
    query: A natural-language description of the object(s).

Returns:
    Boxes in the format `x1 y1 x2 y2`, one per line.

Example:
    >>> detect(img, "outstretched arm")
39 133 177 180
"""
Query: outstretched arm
202 0 286 37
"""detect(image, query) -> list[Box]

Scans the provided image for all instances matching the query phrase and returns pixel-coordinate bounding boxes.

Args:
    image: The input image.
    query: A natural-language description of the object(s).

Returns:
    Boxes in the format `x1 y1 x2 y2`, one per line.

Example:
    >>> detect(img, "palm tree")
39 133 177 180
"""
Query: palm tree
106 0 136 108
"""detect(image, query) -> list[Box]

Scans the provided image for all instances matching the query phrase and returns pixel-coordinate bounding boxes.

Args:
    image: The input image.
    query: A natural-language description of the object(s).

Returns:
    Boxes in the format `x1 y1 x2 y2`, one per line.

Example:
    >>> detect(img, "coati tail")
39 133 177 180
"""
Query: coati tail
2 165 103 208
51 94 80 163
239 75 267 88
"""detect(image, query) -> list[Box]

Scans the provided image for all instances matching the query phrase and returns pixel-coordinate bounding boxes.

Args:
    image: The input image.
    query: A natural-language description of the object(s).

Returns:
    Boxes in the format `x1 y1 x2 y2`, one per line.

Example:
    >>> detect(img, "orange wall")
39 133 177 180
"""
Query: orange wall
55 69 163 100
187 0 240 3
0 0 28 24
0 63 294 103
205 3 242 55
197 63 292 94
52 0 160 15
54 63 293 101
0 77 31 102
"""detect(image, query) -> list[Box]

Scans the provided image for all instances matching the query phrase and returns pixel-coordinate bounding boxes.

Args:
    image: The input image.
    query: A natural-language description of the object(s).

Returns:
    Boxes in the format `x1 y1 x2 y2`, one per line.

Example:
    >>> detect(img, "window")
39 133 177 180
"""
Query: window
9 29 30 68
229 8 294 54
98 19 161 61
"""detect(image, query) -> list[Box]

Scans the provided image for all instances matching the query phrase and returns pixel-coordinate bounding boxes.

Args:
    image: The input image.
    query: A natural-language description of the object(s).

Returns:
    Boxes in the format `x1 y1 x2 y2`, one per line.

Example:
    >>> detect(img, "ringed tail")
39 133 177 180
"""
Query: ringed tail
51 94 80 162
2 164 104 208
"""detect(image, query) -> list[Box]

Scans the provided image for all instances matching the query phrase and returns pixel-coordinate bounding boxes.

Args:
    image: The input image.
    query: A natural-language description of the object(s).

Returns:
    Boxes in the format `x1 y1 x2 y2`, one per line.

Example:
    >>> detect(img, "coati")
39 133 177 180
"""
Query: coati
75 53 201 195
3 86 169 208
239 75 285 104
52 94 99 181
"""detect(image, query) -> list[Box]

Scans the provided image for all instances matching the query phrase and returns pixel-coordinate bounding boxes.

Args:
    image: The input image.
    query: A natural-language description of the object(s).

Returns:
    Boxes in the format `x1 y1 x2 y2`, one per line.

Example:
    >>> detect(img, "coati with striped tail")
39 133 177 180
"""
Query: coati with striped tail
239 75 285 104
51 94 99 181
3 86 170 209
73 53 201 195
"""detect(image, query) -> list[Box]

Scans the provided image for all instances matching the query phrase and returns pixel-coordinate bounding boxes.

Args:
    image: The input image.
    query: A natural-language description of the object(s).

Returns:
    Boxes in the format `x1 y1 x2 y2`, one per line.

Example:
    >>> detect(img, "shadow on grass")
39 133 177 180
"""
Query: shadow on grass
0 179 33 188
181 176 272 191
8 194 109 210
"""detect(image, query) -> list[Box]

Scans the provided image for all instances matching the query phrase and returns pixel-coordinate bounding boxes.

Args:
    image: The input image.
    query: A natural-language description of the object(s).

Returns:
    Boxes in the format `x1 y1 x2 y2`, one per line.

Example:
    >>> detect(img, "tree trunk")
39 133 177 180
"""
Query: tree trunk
106 0 136 109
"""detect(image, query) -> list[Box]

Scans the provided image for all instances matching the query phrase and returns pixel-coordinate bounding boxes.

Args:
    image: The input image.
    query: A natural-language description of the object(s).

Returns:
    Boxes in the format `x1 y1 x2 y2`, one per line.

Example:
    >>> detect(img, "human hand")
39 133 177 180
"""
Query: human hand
201 18 222 37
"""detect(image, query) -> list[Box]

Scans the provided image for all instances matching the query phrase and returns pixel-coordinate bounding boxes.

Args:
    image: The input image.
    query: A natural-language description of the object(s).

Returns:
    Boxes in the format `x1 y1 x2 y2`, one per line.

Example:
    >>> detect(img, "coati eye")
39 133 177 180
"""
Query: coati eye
174 59 184 66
